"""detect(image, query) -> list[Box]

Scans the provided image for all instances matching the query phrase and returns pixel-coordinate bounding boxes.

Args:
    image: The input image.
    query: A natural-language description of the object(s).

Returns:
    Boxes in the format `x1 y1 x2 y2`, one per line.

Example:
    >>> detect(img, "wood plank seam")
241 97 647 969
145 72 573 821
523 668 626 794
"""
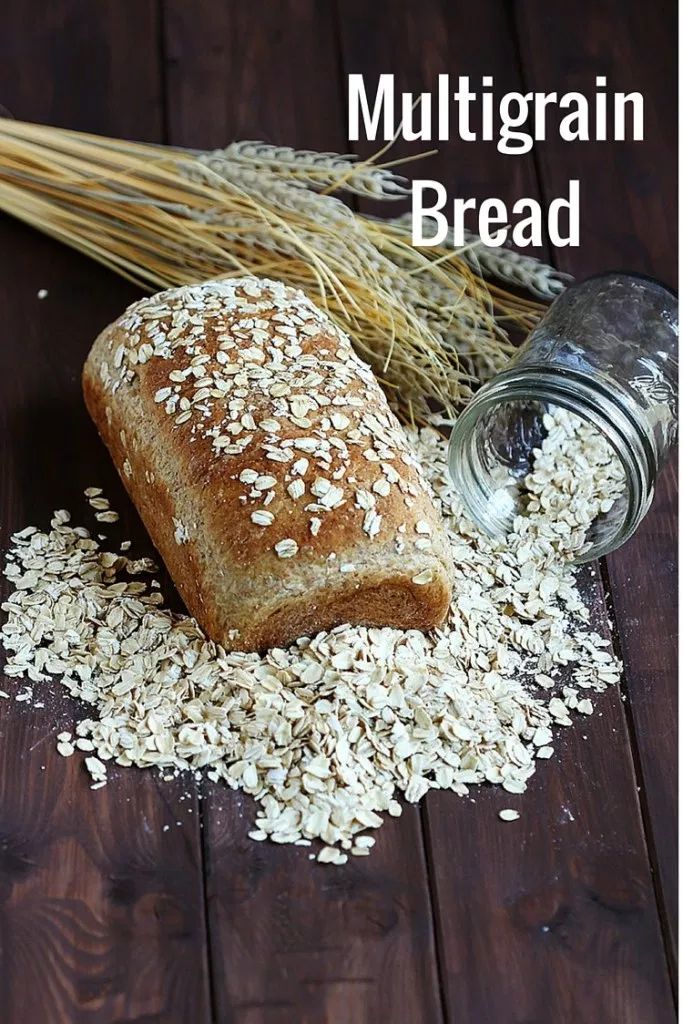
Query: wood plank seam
509 0 677 1006
156 4 221 1018
597 558 679 999
332 5 450 1011
198 781 221 1024
332 2 677 1016
418 802 450 1024
158 5 447 1019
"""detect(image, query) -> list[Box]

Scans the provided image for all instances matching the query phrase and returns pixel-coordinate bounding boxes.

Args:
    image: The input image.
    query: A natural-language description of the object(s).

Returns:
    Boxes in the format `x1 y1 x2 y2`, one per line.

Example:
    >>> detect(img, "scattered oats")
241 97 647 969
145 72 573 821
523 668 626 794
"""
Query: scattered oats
173 517 190 544
311 477 331 498
317 846 339 864
502 778 527 795
37 288 48 299
251 509 274 527
95 511 119 524
354 835 375 849
254 474 277 491
411 569 434 585
535 673 555 689
274 538 298 558
362 509 382 538
499 809 520 822
85 756 107 781
319 485 345 509
287 480 305 500
532 726 553 747
355 489 375 511
0 406 623 867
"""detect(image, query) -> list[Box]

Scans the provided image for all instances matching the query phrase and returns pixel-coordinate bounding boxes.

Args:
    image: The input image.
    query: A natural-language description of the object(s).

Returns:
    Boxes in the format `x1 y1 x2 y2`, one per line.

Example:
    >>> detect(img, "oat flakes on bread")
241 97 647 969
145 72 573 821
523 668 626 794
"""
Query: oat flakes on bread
83 276 453 651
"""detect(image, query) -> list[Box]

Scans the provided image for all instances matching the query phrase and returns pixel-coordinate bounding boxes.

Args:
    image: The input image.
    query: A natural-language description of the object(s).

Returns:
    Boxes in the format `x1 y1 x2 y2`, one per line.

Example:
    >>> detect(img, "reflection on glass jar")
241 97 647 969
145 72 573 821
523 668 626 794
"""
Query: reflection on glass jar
448 273 678 561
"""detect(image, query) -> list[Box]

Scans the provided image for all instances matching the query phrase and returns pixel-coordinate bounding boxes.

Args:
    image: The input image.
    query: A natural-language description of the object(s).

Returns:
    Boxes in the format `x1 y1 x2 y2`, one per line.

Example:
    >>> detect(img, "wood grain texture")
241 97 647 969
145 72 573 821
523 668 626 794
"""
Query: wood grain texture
0 4 212 1021
339 1 677 1019
0 0 162 137
202 790 441 1024
515 0 678 969
163 0 345 151
424 576 675 1024
162 1 445 1020
0 0 676 1021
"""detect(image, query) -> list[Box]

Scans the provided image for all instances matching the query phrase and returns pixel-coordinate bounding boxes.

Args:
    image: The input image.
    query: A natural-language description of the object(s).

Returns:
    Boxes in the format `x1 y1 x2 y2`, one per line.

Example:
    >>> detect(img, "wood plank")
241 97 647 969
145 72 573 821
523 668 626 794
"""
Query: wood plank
0 4 212 1021
604 460 678 949
162 2 445 1020
163 0 346 152
201 789 440 1024
0 0 162 138
338 0 676 1019
515 0 678 966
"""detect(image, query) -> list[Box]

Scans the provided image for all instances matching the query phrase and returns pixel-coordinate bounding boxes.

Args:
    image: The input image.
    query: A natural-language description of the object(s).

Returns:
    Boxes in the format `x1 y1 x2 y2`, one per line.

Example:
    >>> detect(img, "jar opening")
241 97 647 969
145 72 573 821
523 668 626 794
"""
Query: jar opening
449 369 654 561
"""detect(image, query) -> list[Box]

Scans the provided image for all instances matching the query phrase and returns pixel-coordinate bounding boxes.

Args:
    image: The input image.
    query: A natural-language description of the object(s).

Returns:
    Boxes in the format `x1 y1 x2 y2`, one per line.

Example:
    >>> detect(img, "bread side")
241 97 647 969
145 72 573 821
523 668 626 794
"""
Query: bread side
83 277 453 651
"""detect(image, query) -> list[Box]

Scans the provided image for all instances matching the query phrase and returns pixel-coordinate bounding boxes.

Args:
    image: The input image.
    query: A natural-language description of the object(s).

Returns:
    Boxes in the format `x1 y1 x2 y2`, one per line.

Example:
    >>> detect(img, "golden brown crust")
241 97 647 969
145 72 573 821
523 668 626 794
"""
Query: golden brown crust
83 277 453 651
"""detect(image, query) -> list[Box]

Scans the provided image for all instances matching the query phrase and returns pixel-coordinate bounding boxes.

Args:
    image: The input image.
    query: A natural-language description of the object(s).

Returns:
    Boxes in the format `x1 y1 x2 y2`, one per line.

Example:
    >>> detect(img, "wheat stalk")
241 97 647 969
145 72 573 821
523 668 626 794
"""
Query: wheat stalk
194 141 412 199
0 119 560 423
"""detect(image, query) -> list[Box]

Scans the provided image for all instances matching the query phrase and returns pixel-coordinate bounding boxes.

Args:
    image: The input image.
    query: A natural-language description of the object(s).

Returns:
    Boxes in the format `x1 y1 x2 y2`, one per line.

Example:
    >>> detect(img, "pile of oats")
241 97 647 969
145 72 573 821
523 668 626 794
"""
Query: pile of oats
0 413 621 864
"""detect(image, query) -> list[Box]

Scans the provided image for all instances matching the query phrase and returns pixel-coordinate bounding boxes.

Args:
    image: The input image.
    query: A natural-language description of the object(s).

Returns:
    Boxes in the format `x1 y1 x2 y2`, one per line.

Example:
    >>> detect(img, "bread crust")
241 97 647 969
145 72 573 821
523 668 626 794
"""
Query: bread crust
83 277 453 651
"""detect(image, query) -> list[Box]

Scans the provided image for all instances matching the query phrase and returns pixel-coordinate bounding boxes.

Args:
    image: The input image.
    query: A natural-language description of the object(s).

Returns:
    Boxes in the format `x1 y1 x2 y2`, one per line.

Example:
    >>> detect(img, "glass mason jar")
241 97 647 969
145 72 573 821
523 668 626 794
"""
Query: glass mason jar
448 273 678 560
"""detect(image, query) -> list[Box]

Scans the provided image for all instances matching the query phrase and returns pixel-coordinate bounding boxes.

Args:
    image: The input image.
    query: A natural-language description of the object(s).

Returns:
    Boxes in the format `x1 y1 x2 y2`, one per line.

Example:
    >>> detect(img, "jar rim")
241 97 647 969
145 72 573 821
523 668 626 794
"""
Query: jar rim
449 365 656 561
579 269 677 299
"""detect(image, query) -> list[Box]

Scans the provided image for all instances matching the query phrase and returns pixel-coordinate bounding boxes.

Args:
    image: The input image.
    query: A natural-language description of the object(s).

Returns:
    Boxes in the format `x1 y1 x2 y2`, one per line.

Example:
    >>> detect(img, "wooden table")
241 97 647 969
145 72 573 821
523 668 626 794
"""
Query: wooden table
0 2 676 1021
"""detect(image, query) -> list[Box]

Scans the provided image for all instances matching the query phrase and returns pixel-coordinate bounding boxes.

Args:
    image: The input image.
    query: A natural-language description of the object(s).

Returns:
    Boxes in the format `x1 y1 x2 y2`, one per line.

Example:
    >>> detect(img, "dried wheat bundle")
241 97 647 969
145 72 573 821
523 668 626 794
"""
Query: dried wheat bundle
195 141 413 199
0 119 564 422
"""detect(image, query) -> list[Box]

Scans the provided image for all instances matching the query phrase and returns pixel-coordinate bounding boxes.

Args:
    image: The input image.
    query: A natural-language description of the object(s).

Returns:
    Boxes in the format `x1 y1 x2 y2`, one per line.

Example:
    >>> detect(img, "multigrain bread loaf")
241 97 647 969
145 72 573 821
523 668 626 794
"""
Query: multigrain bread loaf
83 277 453 651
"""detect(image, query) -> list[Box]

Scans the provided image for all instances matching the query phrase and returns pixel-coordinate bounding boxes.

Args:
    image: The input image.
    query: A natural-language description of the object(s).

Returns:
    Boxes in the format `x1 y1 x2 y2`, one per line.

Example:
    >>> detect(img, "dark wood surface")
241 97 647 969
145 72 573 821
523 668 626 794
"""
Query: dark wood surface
0 2 677 1022
516 0 679 972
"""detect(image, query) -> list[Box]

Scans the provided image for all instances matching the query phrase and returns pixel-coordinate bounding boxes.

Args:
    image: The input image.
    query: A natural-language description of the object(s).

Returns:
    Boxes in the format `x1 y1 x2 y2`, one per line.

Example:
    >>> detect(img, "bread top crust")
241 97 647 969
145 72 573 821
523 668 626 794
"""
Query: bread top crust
86 277 453 606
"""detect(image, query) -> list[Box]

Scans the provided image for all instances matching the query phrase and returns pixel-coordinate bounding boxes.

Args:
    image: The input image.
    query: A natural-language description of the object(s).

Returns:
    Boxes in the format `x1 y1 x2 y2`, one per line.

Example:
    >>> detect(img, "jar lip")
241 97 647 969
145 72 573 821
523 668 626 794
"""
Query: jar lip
450 366 655 561
579 269 677 299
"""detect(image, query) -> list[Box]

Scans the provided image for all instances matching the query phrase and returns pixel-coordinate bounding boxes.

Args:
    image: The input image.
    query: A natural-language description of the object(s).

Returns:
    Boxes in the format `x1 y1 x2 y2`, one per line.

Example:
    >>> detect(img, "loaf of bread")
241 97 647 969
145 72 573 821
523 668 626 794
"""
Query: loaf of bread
83 277 453 651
